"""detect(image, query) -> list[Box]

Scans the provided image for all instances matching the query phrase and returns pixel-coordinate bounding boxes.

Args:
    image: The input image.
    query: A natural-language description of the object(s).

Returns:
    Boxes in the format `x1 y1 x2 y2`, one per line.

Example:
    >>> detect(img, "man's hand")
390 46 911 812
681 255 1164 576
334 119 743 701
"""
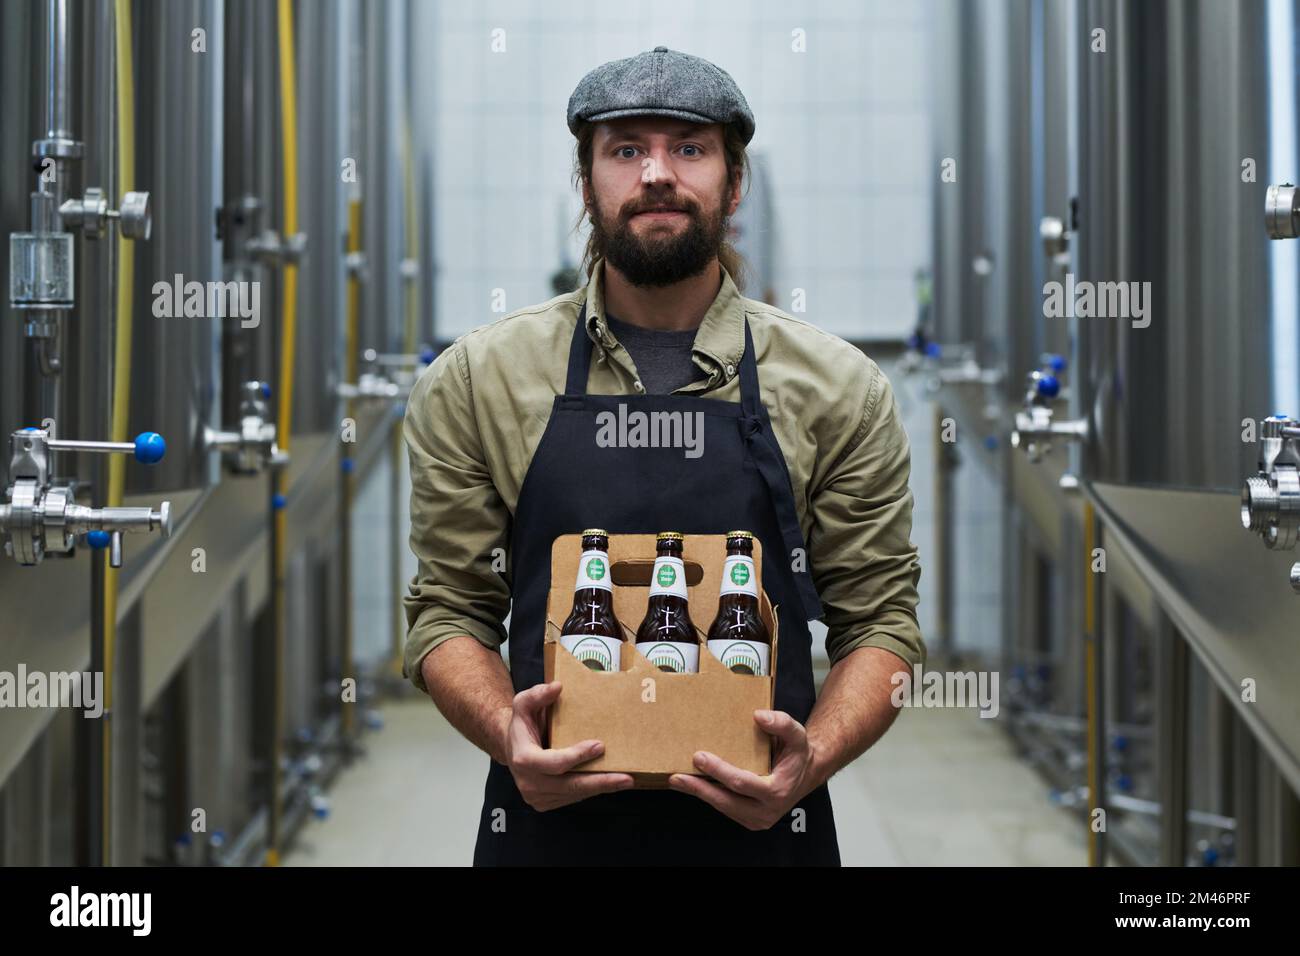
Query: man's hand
504 680 636 812
666 709 820 830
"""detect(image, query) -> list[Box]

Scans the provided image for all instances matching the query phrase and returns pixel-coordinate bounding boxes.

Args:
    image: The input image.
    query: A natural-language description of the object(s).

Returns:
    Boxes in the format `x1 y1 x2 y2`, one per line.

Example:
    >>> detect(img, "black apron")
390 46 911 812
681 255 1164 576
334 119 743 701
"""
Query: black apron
472 301 841 866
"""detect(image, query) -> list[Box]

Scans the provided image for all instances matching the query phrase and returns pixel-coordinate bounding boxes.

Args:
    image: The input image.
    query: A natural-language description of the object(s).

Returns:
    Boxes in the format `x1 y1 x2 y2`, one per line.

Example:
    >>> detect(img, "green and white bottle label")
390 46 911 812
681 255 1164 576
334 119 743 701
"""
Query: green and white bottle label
707 639 769 676
636 640 699 673
560 633 622 672
574 549 613 592
648 556 688 599
719 555 758 597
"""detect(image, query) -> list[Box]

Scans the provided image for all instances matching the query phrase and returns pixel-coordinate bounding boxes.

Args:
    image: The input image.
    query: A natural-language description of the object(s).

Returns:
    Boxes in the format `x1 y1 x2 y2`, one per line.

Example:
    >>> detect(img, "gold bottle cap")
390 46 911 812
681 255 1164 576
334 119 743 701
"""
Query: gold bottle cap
725 530 755 539
580 528 609 537
656 531 685 541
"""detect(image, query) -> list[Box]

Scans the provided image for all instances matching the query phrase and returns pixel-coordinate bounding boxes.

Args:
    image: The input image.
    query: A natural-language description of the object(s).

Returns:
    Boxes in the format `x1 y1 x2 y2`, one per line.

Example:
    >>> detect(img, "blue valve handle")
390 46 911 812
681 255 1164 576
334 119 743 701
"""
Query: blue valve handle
86 530 112 549
134 432 166 464
1045 353 1066 372
1036 374 1061 399
419 347 436 365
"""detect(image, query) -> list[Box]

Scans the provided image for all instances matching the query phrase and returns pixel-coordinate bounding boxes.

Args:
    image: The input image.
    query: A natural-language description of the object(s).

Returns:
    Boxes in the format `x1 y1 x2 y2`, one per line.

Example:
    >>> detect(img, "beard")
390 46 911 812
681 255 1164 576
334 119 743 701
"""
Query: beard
590 186 730 288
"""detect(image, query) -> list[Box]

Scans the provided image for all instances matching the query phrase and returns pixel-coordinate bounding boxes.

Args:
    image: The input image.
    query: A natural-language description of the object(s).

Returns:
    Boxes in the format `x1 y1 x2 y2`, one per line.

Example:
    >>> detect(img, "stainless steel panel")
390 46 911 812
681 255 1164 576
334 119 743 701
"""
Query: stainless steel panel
1076 0 1275 491
1088 483 1300 794
293 0 347 436
128 0 224 494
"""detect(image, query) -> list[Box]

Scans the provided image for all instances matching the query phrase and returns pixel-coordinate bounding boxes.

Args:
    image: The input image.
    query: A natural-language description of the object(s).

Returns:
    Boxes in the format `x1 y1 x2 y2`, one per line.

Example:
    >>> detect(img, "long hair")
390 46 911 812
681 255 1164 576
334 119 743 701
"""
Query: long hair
569 122 751 292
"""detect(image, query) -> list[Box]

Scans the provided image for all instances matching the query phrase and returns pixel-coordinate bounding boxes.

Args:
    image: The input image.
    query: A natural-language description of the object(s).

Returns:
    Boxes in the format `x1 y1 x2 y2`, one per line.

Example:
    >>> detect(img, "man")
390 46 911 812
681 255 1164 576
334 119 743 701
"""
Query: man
403 46 924 865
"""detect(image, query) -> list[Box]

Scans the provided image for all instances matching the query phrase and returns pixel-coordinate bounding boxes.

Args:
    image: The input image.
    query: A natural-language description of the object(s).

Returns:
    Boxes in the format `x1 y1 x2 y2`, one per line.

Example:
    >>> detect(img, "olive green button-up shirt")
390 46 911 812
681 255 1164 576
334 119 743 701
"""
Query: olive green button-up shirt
402 259 924 693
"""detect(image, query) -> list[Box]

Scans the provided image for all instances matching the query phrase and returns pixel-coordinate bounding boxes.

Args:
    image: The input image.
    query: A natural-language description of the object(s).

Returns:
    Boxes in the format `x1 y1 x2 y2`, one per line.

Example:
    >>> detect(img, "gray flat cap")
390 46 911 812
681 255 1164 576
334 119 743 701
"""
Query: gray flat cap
567 46 755 144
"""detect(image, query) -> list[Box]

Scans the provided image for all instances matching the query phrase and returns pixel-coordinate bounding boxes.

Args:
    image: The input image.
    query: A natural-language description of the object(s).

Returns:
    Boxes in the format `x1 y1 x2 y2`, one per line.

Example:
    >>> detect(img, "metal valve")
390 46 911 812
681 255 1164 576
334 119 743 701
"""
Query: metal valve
59 187 152 241
0 428 171 567
205 381 289 474
1266 183 1300 240
336 373 401 401
1240 414 1300 590
246 229 308 266
338 346 437 400
1041 215 1070 260
1010 354 1088 463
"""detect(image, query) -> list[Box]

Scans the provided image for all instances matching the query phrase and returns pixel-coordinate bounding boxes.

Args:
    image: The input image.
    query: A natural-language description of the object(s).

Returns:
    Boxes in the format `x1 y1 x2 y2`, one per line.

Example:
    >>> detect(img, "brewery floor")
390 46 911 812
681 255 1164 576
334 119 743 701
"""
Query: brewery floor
281 663 1087 866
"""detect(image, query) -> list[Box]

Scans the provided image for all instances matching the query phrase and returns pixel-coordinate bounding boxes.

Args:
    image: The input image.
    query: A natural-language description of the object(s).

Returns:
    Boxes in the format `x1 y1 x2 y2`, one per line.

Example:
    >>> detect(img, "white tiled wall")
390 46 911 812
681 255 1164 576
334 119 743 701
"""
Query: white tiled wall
428 0 932 342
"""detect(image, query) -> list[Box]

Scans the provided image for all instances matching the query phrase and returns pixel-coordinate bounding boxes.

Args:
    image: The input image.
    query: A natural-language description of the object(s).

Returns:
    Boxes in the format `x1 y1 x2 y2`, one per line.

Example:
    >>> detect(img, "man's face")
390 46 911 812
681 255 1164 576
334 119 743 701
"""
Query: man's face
586 117 739 288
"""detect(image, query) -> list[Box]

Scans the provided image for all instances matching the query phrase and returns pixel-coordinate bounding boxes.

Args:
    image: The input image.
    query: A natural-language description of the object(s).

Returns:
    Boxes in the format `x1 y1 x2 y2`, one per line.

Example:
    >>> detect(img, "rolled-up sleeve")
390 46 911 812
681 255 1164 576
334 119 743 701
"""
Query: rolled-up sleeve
402 340 511 693
808 363 925 670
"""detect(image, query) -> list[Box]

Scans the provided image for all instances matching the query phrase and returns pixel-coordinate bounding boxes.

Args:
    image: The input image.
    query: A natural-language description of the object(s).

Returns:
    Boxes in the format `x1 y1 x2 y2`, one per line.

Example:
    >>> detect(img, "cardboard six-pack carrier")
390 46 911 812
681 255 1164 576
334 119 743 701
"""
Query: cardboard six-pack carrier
543 532 780 786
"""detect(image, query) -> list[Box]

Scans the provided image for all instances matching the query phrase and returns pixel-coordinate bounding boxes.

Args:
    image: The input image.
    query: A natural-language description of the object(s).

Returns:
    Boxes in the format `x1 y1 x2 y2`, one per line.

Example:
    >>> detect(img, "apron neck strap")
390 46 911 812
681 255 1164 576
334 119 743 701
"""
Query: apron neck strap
565 297 762 406
565 301 595 395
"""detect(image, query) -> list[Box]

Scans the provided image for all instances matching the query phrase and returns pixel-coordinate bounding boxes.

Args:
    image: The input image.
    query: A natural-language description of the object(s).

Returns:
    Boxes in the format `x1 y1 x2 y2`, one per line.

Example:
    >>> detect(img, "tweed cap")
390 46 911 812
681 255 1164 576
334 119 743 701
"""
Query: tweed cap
567 46 755 144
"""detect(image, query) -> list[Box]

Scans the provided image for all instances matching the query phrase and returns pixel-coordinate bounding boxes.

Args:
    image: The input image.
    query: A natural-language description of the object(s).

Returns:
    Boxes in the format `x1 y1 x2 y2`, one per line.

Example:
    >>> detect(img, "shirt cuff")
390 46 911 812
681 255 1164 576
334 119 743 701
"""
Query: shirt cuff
827 620 926 671
403 612 507 694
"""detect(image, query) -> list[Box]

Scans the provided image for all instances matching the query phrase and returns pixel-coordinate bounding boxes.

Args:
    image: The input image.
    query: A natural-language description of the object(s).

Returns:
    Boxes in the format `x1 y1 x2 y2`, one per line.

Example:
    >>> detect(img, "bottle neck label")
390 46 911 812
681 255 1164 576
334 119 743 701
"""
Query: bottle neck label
719 555 758 597
573 549 613 592
648 555 688 599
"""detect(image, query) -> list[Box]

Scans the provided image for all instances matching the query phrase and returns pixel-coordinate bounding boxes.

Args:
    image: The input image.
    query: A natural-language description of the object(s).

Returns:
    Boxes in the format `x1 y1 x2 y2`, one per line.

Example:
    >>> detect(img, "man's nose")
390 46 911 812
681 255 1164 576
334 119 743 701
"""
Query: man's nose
640 147 679 185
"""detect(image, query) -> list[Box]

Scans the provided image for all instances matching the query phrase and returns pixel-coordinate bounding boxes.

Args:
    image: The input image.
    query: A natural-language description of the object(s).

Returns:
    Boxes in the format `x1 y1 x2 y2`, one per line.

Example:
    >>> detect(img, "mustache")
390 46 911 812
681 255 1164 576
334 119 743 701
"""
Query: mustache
623 199 697 218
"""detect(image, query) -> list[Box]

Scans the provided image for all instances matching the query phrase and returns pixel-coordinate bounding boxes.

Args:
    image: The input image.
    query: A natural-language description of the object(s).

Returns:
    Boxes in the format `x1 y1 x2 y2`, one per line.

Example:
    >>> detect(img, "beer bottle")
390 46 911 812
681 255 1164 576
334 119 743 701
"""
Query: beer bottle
559 529 623 672
635 532 700 673
706 531 770 675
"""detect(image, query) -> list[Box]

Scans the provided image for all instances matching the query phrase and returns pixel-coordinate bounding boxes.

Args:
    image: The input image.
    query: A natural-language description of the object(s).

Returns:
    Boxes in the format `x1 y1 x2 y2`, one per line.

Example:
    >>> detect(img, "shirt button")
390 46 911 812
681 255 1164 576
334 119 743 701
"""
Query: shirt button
726 364 736 376
634 380 645 392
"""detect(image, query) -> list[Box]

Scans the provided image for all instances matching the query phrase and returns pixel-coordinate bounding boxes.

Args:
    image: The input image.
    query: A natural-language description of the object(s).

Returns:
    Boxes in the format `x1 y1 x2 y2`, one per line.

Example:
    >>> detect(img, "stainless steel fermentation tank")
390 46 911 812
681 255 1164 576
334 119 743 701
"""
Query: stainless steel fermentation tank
0 0 430 865
1075 0 1300 817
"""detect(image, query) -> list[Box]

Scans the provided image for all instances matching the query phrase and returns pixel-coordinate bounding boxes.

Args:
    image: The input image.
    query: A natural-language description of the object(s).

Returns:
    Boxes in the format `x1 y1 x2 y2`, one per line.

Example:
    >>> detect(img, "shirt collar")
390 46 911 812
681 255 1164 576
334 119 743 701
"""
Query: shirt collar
582 257 747 380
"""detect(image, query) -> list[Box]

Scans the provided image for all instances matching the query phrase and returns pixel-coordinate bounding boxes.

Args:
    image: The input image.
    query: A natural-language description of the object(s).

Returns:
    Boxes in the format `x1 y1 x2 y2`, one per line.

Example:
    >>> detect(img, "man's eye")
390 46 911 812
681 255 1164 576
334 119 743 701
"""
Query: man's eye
680 145 701 156
616 146 638 159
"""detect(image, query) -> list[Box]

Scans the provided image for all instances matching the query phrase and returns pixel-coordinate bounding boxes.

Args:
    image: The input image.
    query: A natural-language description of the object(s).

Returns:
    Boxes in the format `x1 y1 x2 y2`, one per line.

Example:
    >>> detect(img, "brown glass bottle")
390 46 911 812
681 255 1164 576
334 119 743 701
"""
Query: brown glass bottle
635 532 700 673
559 529 623 672
706 531 771 675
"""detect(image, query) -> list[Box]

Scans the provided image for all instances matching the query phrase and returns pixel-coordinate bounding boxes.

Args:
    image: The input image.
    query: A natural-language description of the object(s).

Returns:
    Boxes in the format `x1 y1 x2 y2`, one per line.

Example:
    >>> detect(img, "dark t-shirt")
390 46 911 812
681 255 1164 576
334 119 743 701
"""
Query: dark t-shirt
605 313 708 395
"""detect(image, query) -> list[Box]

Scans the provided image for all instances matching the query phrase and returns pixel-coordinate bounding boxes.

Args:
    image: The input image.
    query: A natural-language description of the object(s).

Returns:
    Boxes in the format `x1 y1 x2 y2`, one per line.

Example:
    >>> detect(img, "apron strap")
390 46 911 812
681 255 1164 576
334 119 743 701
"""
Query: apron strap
736 320 825 622
565 301 594 396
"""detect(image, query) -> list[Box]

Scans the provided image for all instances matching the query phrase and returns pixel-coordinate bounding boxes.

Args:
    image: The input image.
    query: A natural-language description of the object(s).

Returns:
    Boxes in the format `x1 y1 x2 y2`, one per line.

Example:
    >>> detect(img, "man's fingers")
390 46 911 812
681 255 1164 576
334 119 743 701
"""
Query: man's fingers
668 773 760 826
755 709 807 749
522 739 605 775
692 751 770 799
558 772 635 803
514 680 562 716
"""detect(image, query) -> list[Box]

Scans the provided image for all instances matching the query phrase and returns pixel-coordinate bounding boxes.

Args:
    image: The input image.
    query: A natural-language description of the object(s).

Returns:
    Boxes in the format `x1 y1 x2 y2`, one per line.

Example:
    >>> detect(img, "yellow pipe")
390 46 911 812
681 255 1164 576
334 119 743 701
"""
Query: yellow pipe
100 0 137 867
267 0 300 867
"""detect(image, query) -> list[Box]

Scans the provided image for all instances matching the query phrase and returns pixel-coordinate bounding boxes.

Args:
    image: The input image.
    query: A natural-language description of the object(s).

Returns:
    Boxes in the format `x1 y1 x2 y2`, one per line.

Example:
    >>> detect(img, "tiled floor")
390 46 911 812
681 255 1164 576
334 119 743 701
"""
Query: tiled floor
283 688 1086 867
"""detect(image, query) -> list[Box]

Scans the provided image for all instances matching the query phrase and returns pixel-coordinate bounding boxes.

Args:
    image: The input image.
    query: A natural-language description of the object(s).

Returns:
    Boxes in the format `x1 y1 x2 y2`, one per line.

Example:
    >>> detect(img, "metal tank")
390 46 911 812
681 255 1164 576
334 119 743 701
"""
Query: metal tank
1075 0 1300 793
127 0 224 495
292 0 349 437
360 0 409 359
220 0 281 431
929 0 984 355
